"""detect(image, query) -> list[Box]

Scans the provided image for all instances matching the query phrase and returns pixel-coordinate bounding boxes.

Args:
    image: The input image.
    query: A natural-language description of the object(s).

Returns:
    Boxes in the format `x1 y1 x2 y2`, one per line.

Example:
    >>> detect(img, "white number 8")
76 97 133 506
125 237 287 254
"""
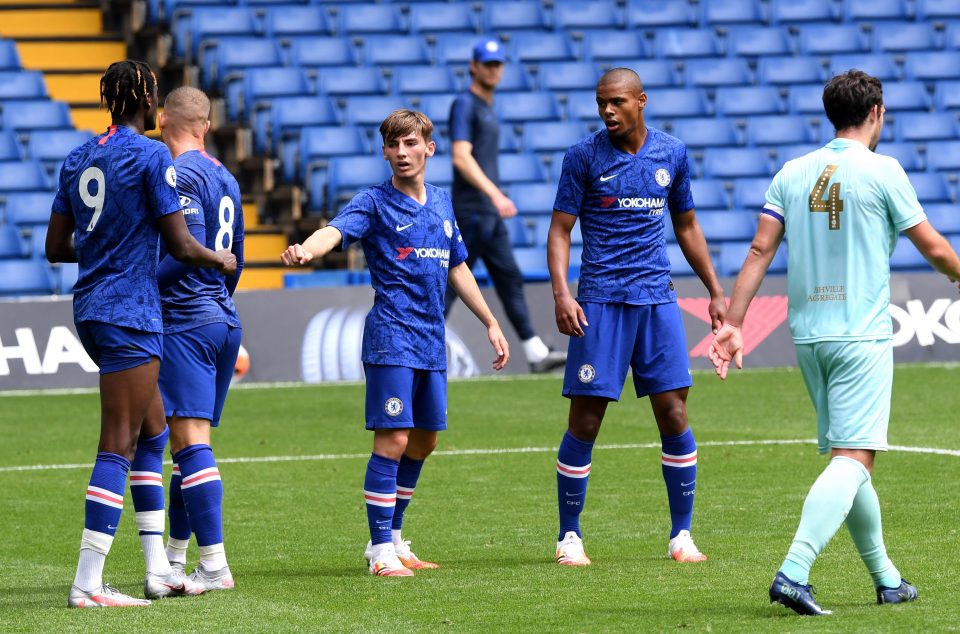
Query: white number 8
80 166 106 232
215 196 235 250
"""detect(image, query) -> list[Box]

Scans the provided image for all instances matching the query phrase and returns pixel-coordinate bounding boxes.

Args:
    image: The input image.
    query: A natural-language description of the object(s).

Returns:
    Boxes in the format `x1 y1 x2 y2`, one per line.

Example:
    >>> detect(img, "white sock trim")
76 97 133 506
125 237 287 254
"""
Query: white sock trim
135 510 165 533
80 528 114 555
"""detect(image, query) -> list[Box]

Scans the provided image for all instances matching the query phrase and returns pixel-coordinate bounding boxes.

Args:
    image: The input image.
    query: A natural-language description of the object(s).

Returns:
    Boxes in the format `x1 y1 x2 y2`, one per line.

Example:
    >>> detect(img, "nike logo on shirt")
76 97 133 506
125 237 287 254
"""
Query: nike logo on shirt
599 174 618 182
396 223 414 232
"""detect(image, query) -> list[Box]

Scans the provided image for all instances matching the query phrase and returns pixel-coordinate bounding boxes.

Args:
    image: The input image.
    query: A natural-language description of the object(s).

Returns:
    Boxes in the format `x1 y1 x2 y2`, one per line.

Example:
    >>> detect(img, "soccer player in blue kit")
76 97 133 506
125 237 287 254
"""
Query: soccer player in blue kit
548 68 726 566
150 86 244 592
45 61 236 608
710 70 960 615
281 110 509 576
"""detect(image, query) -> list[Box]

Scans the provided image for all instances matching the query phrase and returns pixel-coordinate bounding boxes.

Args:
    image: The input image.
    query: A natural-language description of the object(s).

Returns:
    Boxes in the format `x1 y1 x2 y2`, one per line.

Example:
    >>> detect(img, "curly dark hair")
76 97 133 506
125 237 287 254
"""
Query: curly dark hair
822 70 883 132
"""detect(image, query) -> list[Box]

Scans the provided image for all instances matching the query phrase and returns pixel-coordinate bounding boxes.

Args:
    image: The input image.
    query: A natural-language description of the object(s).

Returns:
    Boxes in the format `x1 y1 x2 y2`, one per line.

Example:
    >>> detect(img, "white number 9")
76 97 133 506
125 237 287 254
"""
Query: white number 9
79 166 106 232
215 196 235 250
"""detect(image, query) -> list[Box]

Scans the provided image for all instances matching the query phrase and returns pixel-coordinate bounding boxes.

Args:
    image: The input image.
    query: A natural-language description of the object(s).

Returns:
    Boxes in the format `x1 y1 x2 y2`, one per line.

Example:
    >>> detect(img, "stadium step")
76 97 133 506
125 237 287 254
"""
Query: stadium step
244 233 288 263
243 199 260 230
236 267 307 291
0 7 102 38
16 40 125 71
68 106 110 134
44 73 102 105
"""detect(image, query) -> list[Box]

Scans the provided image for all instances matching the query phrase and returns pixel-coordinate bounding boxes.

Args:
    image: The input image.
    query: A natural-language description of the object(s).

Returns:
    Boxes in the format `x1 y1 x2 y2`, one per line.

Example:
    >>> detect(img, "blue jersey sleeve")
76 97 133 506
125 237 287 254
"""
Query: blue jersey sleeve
668 144 694 214
449 94 473 143
146 145 184 219
553 147 588 216
329 191 375 249
52 155 72 216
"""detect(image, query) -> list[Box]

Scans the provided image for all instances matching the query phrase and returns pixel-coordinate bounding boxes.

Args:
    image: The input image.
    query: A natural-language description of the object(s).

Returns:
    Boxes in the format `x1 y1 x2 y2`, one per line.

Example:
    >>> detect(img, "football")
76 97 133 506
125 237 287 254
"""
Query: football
233 344 250 383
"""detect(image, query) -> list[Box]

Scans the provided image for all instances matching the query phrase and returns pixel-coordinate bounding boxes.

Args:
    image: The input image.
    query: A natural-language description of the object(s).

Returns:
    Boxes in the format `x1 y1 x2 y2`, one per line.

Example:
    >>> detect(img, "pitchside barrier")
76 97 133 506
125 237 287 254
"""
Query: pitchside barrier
1 273 959 390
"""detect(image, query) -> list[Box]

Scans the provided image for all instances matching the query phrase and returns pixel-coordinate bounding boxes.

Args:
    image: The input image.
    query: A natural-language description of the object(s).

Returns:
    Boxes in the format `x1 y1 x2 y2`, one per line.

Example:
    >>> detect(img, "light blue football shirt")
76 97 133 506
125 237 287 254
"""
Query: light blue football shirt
763 138 926 343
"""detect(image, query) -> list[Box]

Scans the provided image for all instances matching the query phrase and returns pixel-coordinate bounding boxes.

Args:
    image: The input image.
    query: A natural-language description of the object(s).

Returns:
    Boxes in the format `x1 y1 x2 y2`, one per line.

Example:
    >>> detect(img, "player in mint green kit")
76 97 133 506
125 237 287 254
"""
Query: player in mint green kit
709 70 960 616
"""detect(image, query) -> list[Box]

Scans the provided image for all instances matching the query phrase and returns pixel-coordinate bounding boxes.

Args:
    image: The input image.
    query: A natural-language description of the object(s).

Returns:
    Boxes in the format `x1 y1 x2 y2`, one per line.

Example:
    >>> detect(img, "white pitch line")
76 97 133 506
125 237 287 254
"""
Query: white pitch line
2 438 958 474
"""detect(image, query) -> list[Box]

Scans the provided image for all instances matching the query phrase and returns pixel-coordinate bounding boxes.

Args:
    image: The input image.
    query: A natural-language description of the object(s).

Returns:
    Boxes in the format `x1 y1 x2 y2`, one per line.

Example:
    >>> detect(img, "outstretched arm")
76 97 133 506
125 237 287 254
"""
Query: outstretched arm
672 209 725 332
448 261 509 370
280 225 343 265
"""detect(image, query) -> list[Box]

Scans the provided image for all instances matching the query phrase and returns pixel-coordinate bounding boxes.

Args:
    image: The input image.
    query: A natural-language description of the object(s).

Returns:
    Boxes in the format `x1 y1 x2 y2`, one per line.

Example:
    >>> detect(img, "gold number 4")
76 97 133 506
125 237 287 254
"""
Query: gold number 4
808 165 843 230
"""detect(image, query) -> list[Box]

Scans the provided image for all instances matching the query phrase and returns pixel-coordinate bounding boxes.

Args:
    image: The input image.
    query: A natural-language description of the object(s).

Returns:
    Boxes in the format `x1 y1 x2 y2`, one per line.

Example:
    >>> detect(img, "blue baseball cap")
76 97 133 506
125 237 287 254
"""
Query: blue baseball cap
473 38 507 64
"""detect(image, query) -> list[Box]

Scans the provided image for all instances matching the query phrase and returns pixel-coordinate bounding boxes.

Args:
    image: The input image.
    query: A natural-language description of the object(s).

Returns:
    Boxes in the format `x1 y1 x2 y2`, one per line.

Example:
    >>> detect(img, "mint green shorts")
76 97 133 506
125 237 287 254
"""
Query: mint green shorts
795 339 892 454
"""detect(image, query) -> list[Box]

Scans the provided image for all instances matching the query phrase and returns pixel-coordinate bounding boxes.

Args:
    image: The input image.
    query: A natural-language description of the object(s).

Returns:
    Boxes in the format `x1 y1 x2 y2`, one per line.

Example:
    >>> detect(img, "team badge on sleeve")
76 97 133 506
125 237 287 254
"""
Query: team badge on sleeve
384 397 404 417
578 364 596 384
655 168 671 187
443 219 453 239
165 165 177 188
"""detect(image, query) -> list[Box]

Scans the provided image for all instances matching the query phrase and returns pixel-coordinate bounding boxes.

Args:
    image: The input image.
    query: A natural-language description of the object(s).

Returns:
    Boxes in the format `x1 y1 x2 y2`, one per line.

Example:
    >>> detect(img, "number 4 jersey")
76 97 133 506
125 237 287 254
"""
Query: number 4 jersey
53 125 182 332
762 137 926 343
159 149 244 334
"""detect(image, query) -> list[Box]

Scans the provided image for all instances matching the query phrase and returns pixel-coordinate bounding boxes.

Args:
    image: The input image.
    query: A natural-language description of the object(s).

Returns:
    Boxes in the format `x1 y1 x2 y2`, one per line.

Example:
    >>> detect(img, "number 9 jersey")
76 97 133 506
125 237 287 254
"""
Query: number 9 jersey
52 125 183 332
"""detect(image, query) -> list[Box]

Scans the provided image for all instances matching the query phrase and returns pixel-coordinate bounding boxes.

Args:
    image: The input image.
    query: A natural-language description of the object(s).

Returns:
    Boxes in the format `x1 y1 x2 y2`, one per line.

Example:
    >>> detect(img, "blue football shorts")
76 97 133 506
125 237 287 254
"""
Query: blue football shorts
159 322 242 427
796 339 893 454
562 301 693 400
364 363 447 431
75 320 162 375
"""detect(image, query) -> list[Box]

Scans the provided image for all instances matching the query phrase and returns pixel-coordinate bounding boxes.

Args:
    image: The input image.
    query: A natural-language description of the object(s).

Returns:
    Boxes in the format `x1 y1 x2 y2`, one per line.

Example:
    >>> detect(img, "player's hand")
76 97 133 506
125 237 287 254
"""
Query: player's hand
555 292 588 337
216 249 237 275
487 322 509 371
708 323 744 380
708 294 727 334
492 192 517 219
281 244 313 266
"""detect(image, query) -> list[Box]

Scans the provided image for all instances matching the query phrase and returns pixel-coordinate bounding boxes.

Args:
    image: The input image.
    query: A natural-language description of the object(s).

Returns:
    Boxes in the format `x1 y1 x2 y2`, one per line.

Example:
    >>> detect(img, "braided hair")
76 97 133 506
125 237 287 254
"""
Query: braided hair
99 60 157 118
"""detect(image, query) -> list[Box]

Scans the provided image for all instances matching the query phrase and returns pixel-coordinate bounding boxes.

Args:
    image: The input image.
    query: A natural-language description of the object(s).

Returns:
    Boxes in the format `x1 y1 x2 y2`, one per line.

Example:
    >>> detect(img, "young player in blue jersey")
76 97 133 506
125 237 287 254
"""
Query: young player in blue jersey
281 109 509 576
45 61 236 608
548 68 725 566
147 86 244 593
710 70 960 616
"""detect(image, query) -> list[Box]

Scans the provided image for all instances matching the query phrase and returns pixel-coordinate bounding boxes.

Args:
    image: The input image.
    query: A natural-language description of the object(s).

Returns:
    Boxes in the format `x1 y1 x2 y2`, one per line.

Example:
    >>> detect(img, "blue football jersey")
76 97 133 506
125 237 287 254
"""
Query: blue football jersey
159 150 244 334
553 127 694 305
52 125 182 332
328 180 468 371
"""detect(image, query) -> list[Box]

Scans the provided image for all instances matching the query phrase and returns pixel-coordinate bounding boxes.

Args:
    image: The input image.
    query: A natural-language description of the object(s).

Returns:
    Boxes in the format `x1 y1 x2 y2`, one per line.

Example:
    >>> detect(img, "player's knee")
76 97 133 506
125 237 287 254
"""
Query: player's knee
654 401 688 435
569 418 601 442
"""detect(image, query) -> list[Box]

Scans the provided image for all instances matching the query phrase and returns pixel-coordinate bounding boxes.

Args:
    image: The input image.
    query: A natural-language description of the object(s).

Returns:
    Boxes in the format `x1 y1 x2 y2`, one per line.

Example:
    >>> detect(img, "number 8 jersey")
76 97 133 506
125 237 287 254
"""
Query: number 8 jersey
158 149 244 334
52 124 182 332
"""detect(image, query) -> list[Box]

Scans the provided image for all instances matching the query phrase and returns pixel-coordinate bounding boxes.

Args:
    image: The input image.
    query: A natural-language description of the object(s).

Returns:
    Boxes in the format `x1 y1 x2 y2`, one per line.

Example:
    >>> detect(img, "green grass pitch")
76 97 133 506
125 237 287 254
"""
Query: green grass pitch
1 365 959 632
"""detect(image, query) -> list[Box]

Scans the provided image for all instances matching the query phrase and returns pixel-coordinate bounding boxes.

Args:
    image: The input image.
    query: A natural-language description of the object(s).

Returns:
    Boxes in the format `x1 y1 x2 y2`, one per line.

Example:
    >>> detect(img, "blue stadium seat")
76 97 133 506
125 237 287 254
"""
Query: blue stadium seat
0 161 49 192
530 215 582 247
499 126 521 153
4 192 55 228
56 262 78 294
177 8 259 61
362 36 431 67
924 204 960 234
28 226 46 259
203 38 284 91
0 130 21 161
0 71 47 100
408 3 476 34
645 88 710 119
697 211 758 242
497 65 534 92
715 87 785 116
318 67 386 96
656 29 721 58
873 23 936 52
499 154 546 185
512 247 550 282
343 95 408 129
845 0 910 22
882 82 933 112
434 33 478 65
799 24 869 54
936 81 960 111
26 130 93 166
338 5 404 35
926 141 960 172
512 183 558 215
483 1 547 33
705 0 766 25
521 121 588 153
511 33 576 63
788 84 826 114
905 52 960 81
227 67 312 122
288 36 357 68
777 143 820 164
0 39 21 70
747 115 815 146
603 60 678 87
424 159 453 188
538 62 599 92
828 54 898 81
628 1 697 29
554 2 624 30
719 240 788 276
264 5 331 37
583 31 648 61
507 215 536 247
908 172 952 203
889 235 930 270
265 95 339 158
0 225 24 258
299 126 369 184
895 113 959 142
757 56 825 85
916 0 960 19
565 90 602 121
703 148 773 179
394 66 458 95
415 94 456 127
495 92 561 122
324 155 392 210
727 27 794 57
667 243 695 276
0 259 53 296
771 0 838 23
733 177 772 209
672 118 740 148
876 142 923 171
948 23 960 50
690 179 730 210
1 100 71 132
684 59 752 87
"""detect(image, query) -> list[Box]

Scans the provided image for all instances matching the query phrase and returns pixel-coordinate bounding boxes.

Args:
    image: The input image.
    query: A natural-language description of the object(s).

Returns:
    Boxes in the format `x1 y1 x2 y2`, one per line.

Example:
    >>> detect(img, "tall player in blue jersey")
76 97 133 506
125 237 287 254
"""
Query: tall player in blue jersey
281 110 509 576
548 68 725 566
45 60 236 608
149 86 244 593
710 70 960 615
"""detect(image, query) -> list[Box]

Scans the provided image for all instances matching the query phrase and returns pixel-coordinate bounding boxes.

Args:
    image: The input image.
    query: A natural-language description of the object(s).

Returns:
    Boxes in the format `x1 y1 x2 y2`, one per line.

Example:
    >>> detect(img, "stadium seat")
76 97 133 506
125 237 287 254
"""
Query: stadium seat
0 100 72 132
554 2 624 30
319 68 387 98
908 172 952 203
56 262 79 294
645 88 711 119
924 204 960 235
0 71 47 100
882 82 933 112
656 29 721 58
947 23 960 50
511 215 538 247
746 115 815 146
0 259 53 296
703 148 773 178
583 31 649 61
876 142 923 171
0 39 21 70
684 59 752 87
0 226 24 259
889 235 930 270
935 81 960 111
362 36 431 68
0 130 21 161
799 25 869 55
845 0 911 22
394 66 457 95
667 243 695 276
905 52 960 82
777 143 820 164
538 62 600 92
602 60 678 87
343 96 409 129
499 126 520 154
916 0 960 19
627 1 697 29
705 0 766 25
697 211 758 242
4 192 55 228
495 92 561 123
672 118 740 148
770 0 838 23
873 23 937 52
203 38 284 91
511 246 550 282
324 155 392 211
828 54 898 81
264 95 339 158
26 130 93 166
512 183 558 215
788 84 826 114
521 121 589 154
690 179 730 210
264 6 332 37
496 65 534 92
483 1 547 33
499 154 547 186
299 126 369 183
28 226 46 259
424 159 453 188
926 141 960 172
288 36 357 68
727 27 794 58
338 5 404 35
0 161 48 192
895 113 959 142
733 177 772 209
719 240 788 276
757 56 825 86
408 3 477 34
511 33 576 63
227 67 312 122
177 8 259 61
715 87 785 116
434 33 478 65
415 94 456 127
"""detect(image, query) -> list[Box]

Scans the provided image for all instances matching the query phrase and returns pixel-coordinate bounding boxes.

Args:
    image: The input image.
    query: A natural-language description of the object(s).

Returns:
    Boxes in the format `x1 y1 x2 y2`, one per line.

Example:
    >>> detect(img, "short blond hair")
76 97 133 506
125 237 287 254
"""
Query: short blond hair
163 86 210 131
379 109 434 145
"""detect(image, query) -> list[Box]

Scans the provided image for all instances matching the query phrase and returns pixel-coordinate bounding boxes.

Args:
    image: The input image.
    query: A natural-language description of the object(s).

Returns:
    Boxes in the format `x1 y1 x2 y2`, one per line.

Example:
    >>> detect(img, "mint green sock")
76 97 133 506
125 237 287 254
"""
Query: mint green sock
779 456 870 584
845 479 901 589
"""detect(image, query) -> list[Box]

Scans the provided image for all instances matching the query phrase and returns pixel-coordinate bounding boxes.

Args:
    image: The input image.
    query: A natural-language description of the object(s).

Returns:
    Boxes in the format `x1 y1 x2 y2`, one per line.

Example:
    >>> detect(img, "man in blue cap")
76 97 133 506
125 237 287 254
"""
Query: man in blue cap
446 38 566 373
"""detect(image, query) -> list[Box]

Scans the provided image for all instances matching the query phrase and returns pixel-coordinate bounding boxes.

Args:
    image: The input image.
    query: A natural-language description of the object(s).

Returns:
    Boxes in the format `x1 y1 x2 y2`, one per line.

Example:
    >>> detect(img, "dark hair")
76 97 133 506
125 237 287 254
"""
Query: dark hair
822 70 883 132
99 60 157 118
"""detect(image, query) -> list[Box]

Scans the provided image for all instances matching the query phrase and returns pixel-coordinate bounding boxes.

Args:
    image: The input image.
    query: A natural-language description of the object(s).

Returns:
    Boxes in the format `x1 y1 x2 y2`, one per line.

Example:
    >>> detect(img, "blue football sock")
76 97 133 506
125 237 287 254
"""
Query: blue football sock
168 460 191 541
130 427 170 574
845 478 902 589
661 428 698 538
82 452 130 547
175 444 224 569
557 431 593 541
364 453 399 546
392 455 424 534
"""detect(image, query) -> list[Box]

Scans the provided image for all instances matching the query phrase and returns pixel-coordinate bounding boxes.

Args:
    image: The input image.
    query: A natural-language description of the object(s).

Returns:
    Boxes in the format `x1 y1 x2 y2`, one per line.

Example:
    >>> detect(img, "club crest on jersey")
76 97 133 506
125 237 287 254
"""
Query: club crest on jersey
165 165 177 188
443 219 453 239
384 397 403 417
578 364 596 383
655 168 671 187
